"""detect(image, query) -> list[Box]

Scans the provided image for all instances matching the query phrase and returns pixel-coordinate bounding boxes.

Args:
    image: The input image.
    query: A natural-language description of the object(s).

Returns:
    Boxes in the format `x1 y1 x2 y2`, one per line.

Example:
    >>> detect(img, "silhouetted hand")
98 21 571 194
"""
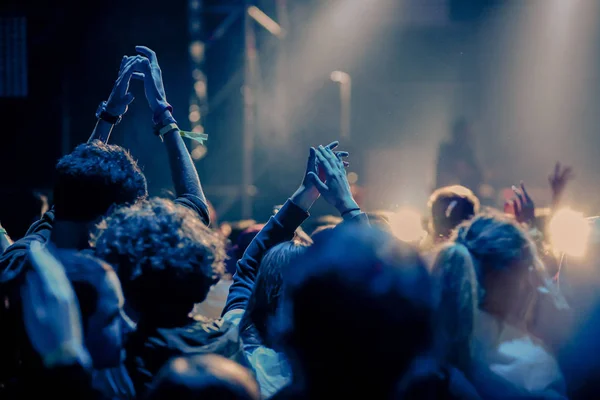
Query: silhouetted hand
549 162 574 209
22 242 89 368
508 181 535 225
105 56 145 116
132 46 170 115
291 141 348 212
309 145 358 215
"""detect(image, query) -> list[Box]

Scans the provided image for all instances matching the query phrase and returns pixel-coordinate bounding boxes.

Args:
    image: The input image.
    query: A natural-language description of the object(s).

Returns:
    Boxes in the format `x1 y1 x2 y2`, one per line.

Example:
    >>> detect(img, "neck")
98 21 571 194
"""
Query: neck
50 220 92 250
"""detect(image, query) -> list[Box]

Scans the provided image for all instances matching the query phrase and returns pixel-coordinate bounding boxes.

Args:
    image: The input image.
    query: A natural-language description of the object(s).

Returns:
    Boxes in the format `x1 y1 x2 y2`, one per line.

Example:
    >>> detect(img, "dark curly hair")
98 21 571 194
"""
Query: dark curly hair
53 140 148 221
93 198 225 314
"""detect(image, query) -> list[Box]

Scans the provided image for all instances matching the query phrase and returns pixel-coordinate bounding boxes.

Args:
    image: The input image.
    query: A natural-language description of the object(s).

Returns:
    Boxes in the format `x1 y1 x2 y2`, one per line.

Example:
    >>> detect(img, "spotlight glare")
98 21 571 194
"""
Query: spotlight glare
549 208 591 258
391 207 426 243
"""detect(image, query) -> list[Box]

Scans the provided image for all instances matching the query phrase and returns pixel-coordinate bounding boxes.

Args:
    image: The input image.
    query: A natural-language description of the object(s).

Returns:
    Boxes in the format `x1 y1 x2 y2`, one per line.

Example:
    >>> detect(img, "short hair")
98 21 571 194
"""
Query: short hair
428 185 480 238
276 225 433 396
93 198 225 313
145 354 259 400
239 241 309 346
53 140 148 221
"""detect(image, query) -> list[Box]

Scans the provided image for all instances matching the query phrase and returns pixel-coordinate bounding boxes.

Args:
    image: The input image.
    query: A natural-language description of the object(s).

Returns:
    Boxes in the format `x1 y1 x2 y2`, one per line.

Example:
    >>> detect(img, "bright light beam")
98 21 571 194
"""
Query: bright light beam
548 208 591 258
248 6 283 38
390 207 426 244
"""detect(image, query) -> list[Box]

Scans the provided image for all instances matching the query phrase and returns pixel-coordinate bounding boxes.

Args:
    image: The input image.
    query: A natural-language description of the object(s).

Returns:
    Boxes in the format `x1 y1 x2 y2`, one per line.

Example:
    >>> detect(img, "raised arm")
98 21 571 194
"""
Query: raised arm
88 56 141 143
222 143 347 315
133 46 208 221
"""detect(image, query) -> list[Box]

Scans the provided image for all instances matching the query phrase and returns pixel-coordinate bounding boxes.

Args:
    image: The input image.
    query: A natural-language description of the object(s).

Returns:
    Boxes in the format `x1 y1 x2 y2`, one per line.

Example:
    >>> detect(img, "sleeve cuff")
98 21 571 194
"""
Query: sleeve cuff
276 199 310 229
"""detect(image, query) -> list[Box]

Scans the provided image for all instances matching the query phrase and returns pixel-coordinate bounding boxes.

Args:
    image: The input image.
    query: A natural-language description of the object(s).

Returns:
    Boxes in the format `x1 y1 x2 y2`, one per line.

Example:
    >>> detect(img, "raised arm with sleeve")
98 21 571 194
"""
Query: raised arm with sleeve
133 46 210 225
88 56 141 144
222 143 358 315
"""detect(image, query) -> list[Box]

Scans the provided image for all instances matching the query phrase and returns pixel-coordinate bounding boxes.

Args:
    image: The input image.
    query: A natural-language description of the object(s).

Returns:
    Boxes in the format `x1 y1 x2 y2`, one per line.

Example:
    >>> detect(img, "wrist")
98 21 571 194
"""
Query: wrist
290 185 319 212
335 197 359 214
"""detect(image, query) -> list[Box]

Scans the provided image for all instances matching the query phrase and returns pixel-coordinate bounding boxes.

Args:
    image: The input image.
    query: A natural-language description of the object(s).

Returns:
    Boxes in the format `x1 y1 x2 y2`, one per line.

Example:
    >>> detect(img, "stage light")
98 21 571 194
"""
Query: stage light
390 207 426 243
189 110 201 123
248 6 283 38
548 208 591 258
347 172 358 184
189 41 205 63
191 145 207 160
330 70 350 84
194 81 207 98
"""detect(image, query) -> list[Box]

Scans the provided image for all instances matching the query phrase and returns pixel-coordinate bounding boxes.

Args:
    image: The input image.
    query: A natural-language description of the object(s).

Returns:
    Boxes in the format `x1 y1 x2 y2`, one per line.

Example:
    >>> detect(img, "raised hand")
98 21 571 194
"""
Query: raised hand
291 141 348 212
507 181 535 225
308 145 358 216
133 46 170 117
104 55 146 116
22 242 89 368
549 162 574 209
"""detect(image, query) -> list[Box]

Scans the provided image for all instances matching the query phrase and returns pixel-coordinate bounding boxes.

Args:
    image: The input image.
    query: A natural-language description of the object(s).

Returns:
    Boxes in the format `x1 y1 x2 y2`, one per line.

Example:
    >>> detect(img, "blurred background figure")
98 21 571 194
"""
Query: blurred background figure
145 354 259 400
435 119 483 197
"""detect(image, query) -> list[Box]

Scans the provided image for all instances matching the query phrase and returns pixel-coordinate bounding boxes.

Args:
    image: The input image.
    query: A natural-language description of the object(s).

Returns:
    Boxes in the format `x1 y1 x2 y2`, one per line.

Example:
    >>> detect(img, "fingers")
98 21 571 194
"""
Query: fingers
554 162 560 179
136 45 158 64
307 172 329 192
512 185 526 206
326 141 339 151
520 181 532 202
335 151 349 158
132 72 145 80
317 145 336 171
118 56 127 74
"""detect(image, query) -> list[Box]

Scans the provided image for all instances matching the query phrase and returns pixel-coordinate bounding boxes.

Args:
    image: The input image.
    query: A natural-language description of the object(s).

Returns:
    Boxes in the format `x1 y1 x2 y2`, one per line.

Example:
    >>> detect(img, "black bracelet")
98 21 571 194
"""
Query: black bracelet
341 207 361 217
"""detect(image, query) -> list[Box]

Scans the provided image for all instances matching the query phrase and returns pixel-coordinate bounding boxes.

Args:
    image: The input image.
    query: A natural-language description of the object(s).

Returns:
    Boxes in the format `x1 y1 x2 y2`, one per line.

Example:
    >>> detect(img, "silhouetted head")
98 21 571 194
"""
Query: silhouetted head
53 140 147 222
239 241 309 347
275 225 434 397
57 249 129 369
93 198 225 322
145 354 259 400
428 185 479 239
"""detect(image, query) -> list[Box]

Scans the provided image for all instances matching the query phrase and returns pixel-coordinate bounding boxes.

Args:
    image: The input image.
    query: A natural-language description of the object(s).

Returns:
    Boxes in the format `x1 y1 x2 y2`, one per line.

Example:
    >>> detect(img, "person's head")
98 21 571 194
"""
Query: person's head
53 140 147 223
145 354 260 400
428 185 480 239
93 198 226 322
56 249 128 369
452 212 556 326
451 117 472 142
430 243 478 373
239 241 309 347
275 225 433 397
224 223 264 275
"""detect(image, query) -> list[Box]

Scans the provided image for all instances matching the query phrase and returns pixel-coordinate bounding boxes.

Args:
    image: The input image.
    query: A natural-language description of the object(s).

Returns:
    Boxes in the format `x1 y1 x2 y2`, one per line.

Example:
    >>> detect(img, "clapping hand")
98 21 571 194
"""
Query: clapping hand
131 46 171 118
104 56 146 117
291 141 348 212
22 242 89 368
308 144 359 216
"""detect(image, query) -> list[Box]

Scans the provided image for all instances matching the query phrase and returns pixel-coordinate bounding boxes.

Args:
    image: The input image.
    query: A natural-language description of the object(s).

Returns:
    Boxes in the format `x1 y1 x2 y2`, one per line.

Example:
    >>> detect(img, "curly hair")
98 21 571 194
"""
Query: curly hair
53 140 148 221
93 198 225 312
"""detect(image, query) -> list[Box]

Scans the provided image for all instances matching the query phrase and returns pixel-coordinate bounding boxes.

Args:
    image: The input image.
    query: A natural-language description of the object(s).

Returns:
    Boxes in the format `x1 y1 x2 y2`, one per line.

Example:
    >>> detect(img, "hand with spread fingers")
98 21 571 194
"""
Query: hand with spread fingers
507 181 535 226
549 162 574 209
308 144 359 217
22 242 90 368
